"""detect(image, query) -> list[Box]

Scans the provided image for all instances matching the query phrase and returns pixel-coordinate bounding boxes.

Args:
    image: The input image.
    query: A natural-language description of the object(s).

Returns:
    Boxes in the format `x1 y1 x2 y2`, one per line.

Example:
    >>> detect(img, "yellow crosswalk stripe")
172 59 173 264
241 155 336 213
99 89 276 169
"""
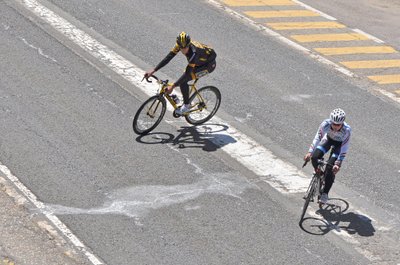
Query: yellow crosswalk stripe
315 46 397 55
368 74 400 84
245 10 318 18
291 33 369 43
223 0 295 6
341 60 400 69
267 21 345 30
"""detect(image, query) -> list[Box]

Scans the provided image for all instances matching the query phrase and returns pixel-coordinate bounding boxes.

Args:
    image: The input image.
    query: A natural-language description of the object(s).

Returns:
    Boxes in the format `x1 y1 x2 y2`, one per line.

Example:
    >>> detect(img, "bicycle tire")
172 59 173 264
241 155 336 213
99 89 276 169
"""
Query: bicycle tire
133 95 166 135
300 174 317 222
185 86 221 125
318 175 326 208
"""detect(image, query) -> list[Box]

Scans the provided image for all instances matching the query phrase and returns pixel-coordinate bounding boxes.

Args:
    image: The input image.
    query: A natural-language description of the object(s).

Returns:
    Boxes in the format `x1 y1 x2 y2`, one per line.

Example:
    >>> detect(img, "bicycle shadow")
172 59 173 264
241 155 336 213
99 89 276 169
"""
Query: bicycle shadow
299 198 376 237
134 123 236 152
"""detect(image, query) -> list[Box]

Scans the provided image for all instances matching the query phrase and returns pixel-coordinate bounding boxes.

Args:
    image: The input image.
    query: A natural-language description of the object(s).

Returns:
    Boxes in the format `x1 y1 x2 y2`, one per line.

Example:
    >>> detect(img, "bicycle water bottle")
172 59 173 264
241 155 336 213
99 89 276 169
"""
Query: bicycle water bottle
171 94 180 104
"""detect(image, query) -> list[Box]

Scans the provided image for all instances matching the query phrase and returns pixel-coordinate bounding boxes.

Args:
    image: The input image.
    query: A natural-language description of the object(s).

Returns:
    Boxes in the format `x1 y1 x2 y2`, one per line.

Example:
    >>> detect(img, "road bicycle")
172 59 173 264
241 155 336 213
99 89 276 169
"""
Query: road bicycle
133 75 221 135
299 159 332 222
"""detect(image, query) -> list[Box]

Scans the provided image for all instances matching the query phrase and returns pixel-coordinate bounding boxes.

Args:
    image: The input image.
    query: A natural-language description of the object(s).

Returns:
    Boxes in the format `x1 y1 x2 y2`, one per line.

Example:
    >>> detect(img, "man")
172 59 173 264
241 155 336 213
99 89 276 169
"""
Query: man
304 108 352 204
144 32 217 115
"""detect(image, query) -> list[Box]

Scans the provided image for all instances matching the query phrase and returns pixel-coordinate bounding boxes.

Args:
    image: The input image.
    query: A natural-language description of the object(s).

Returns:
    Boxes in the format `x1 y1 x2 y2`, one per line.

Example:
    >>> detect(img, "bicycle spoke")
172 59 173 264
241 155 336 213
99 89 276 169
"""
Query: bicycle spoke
133 96 166 135
185 86 221 125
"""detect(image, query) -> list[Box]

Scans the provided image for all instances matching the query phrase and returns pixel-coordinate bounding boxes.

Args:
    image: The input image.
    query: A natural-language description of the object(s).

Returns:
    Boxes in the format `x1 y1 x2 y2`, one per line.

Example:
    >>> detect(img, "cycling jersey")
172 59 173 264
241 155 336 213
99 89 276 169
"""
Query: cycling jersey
308 119 351 162
154 41 217 86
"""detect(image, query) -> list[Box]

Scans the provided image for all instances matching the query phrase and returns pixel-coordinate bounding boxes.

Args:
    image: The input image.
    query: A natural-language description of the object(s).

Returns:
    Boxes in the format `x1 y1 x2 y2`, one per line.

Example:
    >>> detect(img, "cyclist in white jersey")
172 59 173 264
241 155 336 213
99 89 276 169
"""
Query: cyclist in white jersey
304 108 351 204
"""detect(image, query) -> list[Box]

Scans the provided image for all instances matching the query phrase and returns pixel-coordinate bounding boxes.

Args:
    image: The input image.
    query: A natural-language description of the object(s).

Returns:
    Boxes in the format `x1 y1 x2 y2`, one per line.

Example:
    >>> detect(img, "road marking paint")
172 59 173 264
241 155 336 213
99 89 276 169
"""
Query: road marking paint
1 258 15 265
291 0 336 20
368 74 400 84
267 21 345 30
376 89 400 104
223 0 295 6
0 164 104 265
340 59 400 69
315 46 397 55
291 33 370 43
208 0 355 78
352 28 385 44
210 0 399 105
245 10 319 18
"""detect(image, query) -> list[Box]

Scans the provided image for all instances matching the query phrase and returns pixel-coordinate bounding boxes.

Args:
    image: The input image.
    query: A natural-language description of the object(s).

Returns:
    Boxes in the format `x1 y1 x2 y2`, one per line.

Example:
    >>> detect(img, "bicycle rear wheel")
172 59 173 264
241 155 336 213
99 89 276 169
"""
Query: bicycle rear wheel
300 174 317 222
133 95 166 135
185 86 221 125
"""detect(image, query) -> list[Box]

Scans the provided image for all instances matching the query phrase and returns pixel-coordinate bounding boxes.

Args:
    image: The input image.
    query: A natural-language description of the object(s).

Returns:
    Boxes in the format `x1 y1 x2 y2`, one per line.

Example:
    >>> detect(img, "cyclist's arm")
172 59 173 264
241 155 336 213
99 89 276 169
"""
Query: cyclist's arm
154 44 180 71
336 126 351 166
308 120 329 153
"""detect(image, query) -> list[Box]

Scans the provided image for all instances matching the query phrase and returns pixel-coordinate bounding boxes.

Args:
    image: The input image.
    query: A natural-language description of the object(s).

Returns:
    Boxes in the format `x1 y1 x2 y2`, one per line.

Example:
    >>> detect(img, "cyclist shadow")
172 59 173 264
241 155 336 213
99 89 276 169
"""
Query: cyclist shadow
135 123 236 152
300 198 376 237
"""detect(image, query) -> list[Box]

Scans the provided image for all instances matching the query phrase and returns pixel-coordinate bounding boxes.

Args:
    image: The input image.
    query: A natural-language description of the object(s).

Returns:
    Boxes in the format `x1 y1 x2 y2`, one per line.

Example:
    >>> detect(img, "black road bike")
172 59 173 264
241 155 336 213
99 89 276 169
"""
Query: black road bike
300 159 332 223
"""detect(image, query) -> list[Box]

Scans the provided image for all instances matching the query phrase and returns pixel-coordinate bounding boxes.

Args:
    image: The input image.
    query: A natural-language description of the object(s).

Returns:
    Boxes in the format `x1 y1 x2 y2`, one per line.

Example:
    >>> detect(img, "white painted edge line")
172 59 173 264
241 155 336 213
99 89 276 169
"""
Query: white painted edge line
0 164 104 265
352 28 385 44
376 89 400 104
207 0 355 78
292 0 337 21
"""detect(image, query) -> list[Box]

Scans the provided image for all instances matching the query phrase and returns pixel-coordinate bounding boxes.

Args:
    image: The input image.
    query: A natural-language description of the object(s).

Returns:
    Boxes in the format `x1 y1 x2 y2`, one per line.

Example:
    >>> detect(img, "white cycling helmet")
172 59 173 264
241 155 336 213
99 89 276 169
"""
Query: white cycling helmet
330 108 346 124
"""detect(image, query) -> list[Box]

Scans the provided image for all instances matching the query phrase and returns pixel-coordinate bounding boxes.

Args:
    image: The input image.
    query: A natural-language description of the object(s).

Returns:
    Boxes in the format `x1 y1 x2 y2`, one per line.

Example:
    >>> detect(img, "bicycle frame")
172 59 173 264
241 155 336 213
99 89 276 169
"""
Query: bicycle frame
300 159 330 223
134 74 221 134
149 75 205 113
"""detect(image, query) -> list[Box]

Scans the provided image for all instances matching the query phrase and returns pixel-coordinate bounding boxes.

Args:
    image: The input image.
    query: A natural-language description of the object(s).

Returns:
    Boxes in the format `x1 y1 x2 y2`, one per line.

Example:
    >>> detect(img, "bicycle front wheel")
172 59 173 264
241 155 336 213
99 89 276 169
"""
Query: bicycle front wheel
185 86 221 125
133 95 166 135
300 174 317 222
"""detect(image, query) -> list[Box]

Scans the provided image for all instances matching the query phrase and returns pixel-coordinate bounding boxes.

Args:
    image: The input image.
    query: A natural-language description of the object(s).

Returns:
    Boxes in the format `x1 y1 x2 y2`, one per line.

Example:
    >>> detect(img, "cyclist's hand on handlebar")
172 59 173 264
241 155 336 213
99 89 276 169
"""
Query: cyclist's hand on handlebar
143 69 155 80
165 84 174 94
304 152 312 162
332 165 340 174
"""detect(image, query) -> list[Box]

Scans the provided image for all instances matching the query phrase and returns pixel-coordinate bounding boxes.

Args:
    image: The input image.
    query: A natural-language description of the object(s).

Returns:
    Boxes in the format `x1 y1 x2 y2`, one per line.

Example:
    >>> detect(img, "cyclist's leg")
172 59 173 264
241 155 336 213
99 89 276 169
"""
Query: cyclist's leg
311 148 324 171
180 81 190 105
323 140 342 194
193 60 216 79
311 137 329 170
180 61 216 105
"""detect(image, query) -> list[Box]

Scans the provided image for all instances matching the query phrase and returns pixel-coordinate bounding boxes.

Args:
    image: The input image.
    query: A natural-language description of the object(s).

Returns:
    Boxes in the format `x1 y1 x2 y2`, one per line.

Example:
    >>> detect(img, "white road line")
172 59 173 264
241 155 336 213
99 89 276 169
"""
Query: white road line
376 89 400 104
352 28 385 44
0 164 104 265
292 0 337 21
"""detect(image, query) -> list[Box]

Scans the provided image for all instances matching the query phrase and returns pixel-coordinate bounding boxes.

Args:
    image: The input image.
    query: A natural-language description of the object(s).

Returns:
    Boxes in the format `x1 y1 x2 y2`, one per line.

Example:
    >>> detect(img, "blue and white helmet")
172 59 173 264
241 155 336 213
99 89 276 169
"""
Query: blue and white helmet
330 108 346 124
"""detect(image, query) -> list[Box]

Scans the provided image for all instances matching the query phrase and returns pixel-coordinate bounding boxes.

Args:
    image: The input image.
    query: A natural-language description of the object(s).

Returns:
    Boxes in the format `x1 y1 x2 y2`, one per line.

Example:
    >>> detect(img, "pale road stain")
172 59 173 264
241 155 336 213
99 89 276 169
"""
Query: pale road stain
20 37 58 63
45 173 257 223
281 94 312 103
234 113 253 123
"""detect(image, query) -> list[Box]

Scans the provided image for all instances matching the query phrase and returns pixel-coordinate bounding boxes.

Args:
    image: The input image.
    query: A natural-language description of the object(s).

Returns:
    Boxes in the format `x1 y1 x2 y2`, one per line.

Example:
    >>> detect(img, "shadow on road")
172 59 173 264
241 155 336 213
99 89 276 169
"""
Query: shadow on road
134 123 236 152
299 198 375 237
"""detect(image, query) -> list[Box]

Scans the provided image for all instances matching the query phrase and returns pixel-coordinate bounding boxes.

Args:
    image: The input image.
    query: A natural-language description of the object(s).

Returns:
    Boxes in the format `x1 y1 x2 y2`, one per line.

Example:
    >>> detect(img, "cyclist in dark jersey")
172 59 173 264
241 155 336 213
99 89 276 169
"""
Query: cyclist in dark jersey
144 32 217 115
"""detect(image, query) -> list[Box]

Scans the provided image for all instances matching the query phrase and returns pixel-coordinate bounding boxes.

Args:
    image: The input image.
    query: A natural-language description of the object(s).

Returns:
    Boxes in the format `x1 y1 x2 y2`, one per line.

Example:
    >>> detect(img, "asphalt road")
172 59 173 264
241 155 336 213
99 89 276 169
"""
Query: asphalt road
1 0 399 264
